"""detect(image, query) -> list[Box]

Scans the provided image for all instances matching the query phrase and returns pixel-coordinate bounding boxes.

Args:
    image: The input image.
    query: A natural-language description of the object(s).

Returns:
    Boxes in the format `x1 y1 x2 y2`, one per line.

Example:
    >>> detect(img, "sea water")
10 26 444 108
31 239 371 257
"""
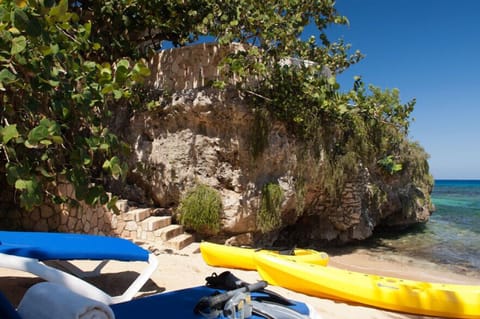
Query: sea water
367 179 480 275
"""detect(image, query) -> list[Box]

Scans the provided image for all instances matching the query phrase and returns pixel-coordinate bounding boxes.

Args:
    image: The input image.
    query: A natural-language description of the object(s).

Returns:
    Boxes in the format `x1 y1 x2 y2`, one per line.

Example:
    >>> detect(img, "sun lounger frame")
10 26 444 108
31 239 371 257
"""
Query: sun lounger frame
0 252 158 304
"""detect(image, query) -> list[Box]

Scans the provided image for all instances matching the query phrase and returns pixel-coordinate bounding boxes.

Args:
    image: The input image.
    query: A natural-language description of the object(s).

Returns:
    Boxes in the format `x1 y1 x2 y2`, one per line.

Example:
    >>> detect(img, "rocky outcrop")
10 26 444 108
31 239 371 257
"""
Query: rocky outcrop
116 43 433 247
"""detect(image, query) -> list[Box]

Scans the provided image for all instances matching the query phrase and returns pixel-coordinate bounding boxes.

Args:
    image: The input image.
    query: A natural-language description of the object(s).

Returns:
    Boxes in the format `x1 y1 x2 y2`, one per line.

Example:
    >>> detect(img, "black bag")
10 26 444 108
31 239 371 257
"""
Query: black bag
199 271 310 319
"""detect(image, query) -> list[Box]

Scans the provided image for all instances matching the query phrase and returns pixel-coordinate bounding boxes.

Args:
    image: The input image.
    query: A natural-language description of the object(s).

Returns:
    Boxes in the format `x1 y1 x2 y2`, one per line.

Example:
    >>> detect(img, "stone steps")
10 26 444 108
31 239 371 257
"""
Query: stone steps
142 216 171 231
163 233 195 250
154 224 184 241
124 208 152 222
116 201 194 250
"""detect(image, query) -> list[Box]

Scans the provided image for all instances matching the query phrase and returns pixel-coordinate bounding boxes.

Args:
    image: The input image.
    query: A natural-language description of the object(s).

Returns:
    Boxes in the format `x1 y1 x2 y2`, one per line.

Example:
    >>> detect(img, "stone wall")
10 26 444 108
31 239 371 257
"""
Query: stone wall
0 181 117 236
146 42 246 91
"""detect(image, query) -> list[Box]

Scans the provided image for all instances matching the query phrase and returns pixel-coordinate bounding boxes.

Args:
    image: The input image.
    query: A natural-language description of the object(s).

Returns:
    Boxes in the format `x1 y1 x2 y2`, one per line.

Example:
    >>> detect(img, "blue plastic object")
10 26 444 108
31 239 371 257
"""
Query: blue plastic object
112 286 310 319
0 231 149 262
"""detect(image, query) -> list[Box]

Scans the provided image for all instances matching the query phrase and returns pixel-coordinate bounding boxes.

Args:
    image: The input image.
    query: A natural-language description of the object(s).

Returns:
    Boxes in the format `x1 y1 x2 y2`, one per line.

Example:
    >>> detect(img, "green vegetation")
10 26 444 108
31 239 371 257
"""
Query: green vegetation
367 183 387 212
0 0 431 214
377 155 403 175
257 182 284 233
0 0 149 210
249 109 270 159
252 66 426 200
178 184 222 236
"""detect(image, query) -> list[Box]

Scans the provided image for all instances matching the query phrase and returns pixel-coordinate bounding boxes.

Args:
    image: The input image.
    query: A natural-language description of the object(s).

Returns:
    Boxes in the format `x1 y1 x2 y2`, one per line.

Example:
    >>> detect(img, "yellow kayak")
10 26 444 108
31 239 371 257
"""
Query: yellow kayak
254 252 480 319
199 242 329 270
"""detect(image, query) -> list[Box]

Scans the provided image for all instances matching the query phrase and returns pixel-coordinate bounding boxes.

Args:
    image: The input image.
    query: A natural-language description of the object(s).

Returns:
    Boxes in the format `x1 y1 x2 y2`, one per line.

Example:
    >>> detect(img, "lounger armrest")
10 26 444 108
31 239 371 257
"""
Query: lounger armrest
111 253 158 303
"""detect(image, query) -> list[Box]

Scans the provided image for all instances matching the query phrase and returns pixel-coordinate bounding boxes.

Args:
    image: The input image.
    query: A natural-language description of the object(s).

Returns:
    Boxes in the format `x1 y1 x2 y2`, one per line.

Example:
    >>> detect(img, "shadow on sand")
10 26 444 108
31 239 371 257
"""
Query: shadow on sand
0 271 164 307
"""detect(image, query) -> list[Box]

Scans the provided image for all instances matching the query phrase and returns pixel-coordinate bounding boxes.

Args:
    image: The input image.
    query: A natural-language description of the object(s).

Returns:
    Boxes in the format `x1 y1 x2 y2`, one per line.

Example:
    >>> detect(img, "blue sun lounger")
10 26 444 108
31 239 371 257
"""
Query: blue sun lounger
0 231 158 304
0 282 319 319
112 285 316 319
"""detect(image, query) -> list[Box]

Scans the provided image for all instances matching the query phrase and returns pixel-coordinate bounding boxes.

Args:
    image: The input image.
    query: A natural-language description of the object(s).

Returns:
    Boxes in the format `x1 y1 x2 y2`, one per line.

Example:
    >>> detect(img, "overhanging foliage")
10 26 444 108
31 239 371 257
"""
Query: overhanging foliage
0 0 431 213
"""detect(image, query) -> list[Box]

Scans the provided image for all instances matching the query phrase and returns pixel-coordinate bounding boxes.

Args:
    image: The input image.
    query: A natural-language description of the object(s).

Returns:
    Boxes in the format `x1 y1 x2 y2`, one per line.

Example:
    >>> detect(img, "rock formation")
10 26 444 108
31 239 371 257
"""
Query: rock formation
117 43 433 247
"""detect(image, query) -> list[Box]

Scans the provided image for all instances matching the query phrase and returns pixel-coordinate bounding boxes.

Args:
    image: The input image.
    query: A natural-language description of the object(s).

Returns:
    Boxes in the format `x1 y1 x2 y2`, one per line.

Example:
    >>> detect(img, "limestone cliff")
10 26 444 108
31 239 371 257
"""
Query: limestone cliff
119 43 433 247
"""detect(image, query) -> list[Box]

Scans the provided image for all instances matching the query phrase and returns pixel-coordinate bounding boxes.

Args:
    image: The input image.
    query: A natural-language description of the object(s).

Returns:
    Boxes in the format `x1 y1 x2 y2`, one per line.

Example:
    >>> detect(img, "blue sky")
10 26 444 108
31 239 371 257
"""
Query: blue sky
317 0 480 179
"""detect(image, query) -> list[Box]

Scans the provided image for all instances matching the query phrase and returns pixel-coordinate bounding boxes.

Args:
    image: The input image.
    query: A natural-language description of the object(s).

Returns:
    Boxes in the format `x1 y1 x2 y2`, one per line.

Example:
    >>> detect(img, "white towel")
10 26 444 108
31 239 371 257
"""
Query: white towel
17 282 115 319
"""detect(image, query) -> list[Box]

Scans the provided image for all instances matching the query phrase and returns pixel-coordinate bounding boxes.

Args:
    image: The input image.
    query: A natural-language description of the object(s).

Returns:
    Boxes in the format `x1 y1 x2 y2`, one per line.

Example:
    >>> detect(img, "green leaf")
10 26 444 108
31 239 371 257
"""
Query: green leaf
113 89 123 100
101 83 113 94
24 140 37 148
27 124 49 144
84 61 96 70
40 139 53 146
7 27 21 35
85 185 104 205
83 21 92 37
116 59 130 70
47 79 60 87
212 80 226 89
132 62 151 77
99 192 109 205
107 196 120 214
11 36 26 55
15 178 32 190
0 124 19 144
6 163 21 185
103 156 126 179
15 178 42 210
50 135 64 144
99 65 112 81
13 9 29 30
337 104 348 115
392 163 403 173
37 167 54 178
49 44 59 55
49 0 69 19
51 65 65 77
25 16 42 37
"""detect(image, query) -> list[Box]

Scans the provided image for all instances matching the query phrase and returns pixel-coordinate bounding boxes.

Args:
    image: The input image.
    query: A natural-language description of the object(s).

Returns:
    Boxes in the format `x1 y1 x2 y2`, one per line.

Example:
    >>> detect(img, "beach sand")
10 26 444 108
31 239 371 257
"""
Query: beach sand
1 242 479 319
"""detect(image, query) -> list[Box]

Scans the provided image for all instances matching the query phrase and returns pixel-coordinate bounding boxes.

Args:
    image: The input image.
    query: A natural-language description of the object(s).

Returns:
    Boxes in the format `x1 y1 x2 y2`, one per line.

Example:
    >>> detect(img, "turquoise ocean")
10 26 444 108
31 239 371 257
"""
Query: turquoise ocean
363 179 480 275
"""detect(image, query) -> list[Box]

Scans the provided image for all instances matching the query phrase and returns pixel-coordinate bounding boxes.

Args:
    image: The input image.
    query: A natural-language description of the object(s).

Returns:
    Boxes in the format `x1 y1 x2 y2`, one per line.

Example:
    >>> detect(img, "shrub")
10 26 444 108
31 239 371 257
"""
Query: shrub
257 182 284 233
178 184 222 236
0 1 148 211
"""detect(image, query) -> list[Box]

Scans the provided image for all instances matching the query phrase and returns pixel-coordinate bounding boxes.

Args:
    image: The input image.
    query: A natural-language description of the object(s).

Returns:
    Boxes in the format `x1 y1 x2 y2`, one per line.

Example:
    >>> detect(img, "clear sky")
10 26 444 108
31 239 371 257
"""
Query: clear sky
314 0 480 180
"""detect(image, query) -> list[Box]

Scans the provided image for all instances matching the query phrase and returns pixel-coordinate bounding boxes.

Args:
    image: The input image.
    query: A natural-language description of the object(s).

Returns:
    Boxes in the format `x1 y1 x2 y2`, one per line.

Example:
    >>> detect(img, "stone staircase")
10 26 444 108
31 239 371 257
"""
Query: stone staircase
115 200 195 250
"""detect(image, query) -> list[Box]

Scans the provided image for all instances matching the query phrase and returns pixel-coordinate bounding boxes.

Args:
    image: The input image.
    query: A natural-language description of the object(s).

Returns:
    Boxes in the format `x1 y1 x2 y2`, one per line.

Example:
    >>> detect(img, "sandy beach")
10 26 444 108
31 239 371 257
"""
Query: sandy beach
1 242 479 319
